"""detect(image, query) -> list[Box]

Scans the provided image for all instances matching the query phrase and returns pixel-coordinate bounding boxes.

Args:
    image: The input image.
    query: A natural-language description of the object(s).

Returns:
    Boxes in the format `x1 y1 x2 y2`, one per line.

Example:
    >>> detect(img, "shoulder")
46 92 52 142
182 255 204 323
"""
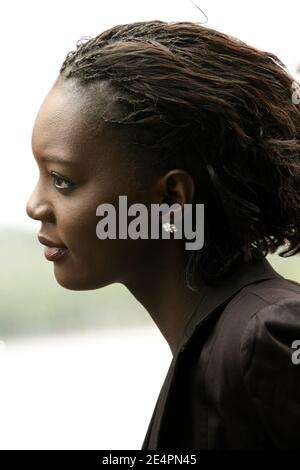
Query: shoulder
238 277 300 448
208 275 300 360
219 274 300 379
236 275 300 384
228 274 300 316
216 275 300 340
203 275 300 448
240 285 300 390
194 274 300 448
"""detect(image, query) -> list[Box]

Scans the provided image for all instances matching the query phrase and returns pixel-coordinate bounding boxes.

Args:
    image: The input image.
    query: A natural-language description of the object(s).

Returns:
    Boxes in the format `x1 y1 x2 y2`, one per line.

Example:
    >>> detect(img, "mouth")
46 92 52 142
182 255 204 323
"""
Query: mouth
38 234 69 262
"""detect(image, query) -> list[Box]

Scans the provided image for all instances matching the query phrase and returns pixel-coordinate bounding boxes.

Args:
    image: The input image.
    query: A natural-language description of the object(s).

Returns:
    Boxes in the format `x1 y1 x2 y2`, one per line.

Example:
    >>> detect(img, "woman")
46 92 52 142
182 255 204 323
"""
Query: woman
26 20 300 449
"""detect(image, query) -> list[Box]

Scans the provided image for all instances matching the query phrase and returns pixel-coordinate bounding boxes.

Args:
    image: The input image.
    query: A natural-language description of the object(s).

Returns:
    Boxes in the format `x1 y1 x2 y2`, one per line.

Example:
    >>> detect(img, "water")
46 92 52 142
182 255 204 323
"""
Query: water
0 326 171 450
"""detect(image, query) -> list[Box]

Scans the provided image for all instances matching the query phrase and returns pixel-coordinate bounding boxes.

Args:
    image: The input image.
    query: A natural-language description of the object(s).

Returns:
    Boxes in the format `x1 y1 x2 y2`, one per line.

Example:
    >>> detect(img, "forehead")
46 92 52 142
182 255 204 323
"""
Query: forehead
31 79 124 169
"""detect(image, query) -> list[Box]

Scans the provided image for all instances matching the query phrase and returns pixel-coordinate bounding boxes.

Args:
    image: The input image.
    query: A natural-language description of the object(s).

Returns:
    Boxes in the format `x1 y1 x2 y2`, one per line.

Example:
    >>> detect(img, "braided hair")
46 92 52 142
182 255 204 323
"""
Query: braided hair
58 20 300 289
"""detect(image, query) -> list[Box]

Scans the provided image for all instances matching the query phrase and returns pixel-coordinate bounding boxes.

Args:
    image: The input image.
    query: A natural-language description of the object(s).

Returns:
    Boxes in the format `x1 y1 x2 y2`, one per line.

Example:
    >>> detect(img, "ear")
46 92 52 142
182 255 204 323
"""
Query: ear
153 169 195 224
156 168 195 203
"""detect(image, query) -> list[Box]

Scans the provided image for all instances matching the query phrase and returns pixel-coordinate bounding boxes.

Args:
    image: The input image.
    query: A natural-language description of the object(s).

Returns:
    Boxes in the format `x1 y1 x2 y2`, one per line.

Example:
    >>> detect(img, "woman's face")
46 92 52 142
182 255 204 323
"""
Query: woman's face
26 78 158 290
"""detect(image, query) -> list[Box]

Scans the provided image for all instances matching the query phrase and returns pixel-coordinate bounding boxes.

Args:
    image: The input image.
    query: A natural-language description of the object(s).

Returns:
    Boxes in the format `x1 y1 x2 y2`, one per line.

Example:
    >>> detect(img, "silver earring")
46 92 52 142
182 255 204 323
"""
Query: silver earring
162 222 177 233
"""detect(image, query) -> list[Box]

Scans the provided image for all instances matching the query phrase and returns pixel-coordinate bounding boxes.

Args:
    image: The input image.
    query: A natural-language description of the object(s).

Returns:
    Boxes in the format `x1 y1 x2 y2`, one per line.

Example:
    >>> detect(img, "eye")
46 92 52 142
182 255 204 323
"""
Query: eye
49 171 74 190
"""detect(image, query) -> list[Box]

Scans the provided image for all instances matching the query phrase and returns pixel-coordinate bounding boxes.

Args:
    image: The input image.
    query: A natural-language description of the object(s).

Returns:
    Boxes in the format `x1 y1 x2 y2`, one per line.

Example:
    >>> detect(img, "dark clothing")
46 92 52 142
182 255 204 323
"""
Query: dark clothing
141 257 300 449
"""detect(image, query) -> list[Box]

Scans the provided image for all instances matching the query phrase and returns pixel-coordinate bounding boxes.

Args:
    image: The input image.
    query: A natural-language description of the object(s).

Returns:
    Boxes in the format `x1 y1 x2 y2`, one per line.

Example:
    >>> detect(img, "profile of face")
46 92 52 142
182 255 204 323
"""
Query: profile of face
26 79 193 290
26 78 152 290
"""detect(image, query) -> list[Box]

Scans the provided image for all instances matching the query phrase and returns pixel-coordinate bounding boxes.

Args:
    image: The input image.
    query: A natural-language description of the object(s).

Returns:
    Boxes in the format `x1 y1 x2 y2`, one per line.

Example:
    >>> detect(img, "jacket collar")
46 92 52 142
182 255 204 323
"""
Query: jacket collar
142 256 282 449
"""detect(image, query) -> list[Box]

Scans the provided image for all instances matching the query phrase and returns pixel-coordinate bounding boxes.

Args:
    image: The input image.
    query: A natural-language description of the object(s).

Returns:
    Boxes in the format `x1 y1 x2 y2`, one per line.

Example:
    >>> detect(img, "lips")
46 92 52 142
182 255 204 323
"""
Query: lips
38 235 68 261
38 235 67 248
43 246 68 261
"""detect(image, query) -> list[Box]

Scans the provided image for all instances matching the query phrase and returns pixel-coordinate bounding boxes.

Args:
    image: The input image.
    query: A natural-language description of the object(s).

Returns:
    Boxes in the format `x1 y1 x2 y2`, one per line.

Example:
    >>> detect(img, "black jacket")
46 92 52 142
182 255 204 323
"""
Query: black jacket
141 256 300 449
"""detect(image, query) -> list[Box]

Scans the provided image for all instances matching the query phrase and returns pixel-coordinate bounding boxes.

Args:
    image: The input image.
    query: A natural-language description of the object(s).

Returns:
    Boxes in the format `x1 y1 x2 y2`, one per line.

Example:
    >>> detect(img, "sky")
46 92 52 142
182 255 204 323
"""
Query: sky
1 0 299 229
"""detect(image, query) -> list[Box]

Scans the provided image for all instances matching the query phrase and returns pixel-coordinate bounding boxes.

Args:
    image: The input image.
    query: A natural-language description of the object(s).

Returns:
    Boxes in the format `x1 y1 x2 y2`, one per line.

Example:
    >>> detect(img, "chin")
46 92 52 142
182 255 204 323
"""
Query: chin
53 264 113 291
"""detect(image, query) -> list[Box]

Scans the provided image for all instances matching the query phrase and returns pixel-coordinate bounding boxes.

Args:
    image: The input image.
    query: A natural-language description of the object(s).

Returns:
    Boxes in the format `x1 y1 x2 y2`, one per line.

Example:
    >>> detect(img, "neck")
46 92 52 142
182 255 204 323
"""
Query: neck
123 240 206 355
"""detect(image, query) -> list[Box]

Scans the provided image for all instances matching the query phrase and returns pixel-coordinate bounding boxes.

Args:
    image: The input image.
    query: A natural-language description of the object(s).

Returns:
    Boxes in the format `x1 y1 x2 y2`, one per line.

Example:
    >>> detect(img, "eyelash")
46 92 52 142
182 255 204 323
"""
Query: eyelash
49 171 75 190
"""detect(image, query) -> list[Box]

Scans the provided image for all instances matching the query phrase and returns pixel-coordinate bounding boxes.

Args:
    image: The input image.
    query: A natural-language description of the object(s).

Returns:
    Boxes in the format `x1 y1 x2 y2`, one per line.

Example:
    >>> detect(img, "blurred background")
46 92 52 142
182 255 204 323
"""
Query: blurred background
0 0 299 450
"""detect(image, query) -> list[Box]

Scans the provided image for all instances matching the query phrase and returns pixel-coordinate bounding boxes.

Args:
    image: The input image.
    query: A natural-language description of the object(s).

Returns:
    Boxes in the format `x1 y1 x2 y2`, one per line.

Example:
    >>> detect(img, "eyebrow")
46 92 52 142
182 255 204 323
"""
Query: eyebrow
38 155 78 167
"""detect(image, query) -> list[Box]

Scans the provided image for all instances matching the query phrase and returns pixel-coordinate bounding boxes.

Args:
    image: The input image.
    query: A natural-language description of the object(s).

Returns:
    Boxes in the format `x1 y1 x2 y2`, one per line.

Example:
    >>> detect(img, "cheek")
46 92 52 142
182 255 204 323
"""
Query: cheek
52 207 119 289
51 186 149 289
61 205 100 255
54 196 128 272
52 193 98 253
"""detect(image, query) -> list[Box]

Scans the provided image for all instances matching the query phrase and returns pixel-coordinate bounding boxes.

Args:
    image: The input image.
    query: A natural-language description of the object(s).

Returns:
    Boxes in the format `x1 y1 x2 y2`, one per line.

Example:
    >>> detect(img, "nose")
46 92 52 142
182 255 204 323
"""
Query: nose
26 182 55 223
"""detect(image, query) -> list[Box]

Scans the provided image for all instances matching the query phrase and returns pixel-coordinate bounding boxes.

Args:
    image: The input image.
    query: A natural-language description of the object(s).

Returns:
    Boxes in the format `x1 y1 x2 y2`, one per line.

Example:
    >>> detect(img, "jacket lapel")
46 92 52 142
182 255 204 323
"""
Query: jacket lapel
141 257 282 449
